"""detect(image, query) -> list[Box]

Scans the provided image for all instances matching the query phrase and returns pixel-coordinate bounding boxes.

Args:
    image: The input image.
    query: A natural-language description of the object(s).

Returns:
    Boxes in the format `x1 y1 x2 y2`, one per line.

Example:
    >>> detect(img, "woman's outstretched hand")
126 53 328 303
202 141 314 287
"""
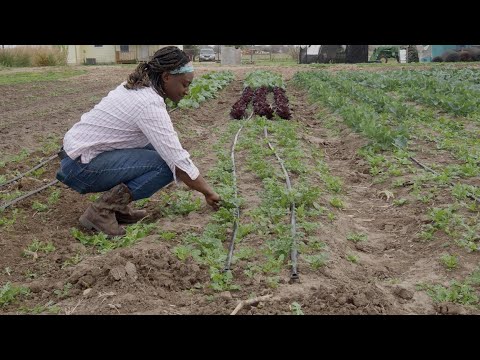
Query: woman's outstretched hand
205 191 221 210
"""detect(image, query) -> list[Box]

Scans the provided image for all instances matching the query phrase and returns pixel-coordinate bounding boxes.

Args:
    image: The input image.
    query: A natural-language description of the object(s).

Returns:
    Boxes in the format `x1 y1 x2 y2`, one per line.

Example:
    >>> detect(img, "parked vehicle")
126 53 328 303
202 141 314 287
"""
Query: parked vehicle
199 48 216 62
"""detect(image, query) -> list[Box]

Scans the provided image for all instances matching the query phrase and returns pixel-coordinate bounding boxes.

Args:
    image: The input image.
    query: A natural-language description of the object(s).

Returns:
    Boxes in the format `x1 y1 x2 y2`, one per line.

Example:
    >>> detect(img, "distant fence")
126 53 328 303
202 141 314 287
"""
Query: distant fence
115 51 137 64
241 53 292 64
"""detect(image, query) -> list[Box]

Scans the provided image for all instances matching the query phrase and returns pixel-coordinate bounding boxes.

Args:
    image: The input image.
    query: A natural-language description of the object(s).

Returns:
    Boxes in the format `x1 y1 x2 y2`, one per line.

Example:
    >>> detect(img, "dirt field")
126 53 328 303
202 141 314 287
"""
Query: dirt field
1 63 478 315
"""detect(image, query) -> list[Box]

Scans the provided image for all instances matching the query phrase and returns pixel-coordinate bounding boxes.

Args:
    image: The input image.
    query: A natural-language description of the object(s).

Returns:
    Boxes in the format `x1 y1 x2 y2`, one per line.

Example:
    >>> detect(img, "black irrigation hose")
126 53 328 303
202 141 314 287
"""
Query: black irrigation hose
0 179 59 211
264 126 299 282
0 154 58 189
393 144 480 204
410 156 480 203
224 112 254 272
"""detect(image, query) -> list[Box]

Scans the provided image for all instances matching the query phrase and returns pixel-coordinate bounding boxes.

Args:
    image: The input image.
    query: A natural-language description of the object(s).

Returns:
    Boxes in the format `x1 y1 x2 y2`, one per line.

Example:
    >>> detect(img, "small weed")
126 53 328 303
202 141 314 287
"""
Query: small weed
210 268 240 292
61 254 83 269
32 201 48 212
419 226 435 242
0 282 30 307
303 253 328 269
418 281 478 306
134 198 150 208
261 254 285 274
31 168 46 178
440 254 458 271
88 194 100 202
266 276 280 289
329 197 345 209
0 209 19 228
346 254 359 263
23 240 55 257
387 278 401 285
48 189 61 205
290 302 304 315
19 300 61 314
324 175 343 193
346 232 368 243
233 247 255 261
0 190 23 202
393 198 408 206
71 222 155 253
327 212 336 222
159 190 202 216
172 245 201 261
244 264 261 278
158 231 176 241
54 283 72 299
306 238 326 251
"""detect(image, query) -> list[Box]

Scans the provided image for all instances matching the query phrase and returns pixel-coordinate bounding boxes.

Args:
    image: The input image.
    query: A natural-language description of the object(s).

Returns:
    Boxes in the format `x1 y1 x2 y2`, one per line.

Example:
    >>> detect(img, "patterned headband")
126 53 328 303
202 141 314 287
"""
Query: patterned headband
170 62 194 74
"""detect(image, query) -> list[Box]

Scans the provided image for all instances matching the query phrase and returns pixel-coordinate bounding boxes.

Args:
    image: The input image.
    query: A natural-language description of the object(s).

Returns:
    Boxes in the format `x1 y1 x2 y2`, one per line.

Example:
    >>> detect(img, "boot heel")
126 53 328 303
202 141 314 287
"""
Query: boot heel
79 216 97 231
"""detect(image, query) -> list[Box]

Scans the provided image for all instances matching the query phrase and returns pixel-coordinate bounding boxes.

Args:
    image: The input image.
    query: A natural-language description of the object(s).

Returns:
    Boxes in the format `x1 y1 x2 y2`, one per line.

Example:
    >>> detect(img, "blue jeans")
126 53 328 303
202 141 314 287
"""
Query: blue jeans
56 144 173 200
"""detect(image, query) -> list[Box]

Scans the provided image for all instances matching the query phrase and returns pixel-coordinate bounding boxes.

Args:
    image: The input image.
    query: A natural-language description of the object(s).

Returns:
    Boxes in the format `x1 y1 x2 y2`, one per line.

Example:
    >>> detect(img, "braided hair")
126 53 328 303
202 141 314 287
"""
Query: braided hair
124 46 190 96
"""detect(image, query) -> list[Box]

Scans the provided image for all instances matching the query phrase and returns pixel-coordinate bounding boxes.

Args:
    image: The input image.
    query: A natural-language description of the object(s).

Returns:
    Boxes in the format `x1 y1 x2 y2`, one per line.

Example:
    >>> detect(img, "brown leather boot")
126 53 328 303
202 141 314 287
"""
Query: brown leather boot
111 184 148 224
116 205 147 224
79 183 134 236
79 204 126 236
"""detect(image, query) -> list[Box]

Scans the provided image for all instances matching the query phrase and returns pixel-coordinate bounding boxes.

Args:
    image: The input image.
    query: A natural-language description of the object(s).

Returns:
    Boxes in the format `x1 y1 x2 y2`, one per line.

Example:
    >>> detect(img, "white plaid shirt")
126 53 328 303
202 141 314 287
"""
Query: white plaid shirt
63 82 199 182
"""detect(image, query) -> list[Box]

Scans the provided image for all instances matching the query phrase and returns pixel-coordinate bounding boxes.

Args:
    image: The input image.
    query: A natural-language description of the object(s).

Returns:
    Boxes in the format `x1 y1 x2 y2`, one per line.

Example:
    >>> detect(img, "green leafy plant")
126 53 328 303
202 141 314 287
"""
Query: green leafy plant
290 302 304 315
0 282 30 307
418 281 478 306
23 240 56 257
159 231 176 241
346 232 368 243
266 276 280 289
440 254 458 271
210 268 240 292
61 254 83 269
54 283 72 299
0 209 19 228
71 222 155 253
19 300 61 314
329 197 345 209
32 201 49 212
303 253 328 269
393 198 408 206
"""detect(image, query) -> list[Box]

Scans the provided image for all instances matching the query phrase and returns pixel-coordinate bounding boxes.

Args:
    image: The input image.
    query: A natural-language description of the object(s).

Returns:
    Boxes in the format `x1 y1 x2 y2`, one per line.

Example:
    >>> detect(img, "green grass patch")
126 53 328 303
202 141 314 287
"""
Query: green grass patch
0 69 86 85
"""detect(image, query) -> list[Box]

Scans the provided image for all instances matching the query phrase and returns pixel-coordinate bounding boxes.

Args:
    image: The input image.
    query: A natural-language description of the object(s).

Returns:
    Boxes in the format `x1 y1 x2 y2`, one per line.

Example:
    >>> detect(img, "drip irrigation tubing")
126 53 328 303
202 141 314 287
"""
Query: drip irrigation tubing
392 144 480 204
1 179 59 211
264 126 299 282
0 154 58 189
223 112 254 272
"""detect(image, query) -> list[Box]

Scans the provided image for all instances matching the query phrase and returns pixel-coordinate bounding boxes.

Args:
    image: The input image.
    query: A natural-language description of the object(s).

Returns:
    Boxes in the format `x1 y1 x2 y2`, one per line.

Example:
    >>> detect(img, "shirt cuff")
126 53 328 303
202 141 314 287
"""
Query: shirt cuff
172 158 200 184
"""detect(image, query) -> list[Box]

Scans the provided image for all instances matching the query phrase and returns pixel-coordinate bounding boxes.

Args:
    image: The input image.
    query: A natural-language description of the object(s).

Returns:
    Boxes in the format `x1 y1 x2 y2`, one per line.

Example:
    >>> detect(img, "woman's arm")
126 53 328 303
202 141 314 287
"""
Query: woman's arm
175 167 221 209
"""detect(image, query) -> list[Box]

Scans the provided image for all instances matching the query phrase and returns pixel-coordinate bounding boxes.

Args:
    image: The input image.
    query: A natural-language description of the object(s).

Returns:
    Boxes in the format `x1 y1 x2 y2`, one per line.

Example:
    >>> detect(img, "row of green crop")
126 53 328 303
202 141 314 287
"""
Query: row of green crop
293 70 480 252
333 70 480 167
341 68 480 118
170 66 334 290
294 69 480 308
301 70 480 168
166 70 234 109
244 70 285 89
